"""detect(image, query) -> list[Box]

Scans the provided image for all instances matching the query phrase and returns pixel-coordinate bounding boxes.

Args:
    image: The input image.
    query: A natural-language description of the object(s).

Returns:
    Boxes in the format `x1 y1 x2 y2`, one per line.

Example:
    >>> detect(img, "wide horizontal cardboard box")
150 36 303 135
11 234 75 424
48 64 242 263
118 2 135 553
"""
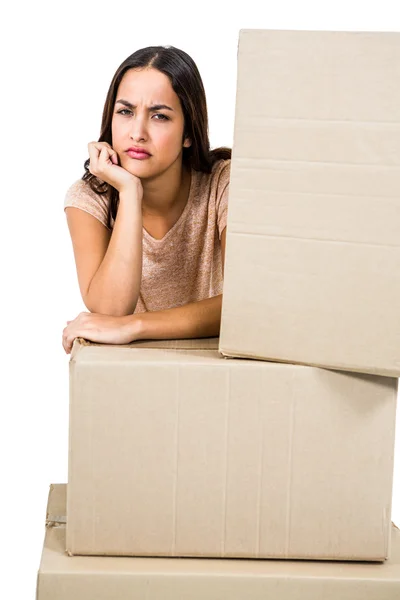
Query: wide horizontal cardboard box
67 337 397 560
219 28 400 377
37 484 400 600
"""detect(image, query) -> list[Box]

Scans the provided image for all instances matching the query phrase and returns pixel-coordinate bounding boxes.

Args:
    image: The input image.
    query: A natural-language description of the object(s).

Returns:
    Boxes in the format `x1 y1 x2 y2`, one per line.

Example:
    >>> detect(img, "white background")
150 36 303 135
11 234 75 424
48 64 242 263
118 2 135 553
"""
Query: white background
1 1 399 597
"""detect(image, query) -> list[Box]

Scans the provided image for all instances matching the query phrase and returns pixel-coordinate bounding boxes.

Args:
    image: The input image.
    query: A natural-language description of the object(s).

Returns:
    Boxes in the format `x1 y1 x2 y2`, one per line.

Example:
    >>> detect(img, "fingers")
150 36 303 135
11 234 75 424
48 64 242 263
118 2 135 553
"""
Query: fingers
63 320 76 354
62 332 70 354
87 141 119 178
62 327 74 354
62 313 90 354
100 146 109 159
63 321 71 353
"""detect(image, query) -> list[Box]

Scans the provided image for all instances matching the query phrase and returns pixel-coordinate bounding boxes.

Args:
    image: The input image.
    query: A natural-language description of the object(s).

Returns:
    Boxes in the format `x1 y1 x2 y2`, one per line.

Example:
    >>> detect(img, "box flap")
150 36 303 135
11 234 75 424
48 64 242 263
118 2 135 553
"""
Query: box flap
45 484 67 527
72 336 219 351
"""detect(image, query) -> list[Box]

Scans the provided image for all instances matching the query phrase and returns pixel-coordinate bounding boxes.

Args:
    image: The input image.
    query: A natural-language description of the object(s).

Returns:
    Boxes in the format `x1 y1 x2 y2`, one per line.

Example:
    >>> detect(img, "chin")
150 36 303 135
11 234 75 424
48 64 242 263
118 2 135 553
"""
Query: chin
122 160 143 171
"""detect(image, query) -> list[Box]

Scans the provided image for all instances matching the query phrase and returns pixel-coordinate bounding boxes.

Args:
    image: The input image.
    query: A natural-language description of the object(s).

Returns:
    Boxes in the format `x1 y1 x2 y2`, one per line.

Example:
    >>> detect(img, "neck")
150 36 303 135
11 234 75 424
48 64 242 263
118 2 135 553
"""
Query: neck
141 159 190 218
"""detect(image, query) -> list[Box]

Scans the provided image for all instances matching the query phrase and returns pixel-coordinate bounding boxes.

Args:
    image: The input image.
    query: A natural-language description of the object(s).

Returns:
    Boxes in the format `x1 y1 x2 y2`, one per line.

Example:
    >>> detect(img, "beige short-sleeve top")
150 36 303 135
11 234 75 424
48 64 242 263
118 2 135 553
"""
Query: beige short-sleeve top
64 158 230 313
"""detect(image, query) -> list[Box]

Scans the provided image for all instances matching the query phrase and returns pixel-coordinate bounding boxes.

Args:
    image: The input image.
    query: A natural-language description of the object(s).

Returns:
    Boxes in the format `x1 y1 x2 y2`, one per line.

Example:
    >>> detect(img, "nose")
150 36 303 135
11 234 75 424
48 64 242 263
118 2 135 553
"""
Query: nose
129 113 147 142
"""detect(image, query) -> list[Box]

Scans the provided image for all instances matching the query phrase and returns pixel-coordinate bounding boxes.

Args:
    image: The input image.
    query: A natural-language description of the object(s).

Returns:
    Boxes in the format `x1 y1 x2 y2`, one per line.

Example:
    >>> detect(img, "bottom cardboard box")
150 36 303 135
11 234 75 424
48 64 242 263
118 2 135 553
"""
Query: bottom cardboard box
37 484 400 599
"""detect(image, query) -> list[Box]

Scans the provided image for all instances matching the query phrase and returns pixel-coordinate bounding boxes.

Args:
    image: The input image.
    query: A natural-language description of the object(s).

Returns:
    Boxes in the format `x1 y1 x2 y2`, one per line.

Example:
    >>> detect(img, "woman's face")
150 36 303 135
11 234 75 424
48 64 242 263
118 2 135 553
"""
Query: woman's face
111 67 191 178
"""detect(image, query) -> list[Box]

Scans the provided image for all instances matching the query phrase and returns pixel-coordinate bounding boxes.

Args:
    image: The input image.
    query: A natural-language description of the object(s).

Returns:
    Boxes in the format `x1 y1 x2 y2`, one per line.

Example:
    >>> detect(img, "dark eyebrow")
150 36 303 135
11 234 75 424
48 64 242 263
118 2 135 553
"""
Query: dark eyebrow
115 99 174 112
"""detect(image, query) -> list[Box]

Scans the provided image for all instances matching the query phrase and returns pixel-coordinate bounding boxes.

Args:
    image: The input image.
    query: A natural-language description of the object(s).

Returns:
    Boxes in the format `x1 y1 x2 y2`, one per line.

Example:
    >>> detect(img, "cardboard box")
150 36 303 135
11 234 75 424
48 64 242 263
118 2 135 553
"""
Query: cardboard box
37 483 400 599
219 29 400 377
67 337 397 560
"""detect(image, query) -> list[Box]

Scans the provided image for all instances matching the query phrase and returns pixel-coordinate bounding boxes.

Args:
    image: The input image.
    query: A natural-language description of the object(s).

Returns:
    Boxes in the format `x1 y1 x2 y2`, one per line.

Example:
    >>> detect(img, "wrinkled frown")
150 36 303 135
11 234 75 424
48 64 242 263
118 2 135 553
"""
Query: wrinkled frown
111 67 192 180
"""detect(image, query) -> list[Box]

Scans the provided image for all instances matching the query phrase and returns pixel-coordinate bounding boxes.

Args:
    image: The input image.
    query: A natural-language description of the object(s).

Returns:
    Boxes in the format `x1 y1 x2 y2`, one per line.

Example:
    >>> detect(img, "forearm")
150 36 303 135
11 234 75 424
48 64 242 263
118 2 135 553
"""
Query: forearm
85 186 143 316
133 294 223 340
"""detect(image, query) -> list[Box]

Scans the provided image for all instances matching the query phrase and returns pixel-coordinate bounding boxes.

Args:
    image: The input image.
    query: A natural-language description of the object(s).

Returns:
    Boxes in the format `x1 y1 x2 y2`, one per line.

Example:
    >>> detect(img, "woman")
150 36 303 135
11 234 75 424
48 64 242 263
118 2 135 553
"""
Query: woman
62 45 231 354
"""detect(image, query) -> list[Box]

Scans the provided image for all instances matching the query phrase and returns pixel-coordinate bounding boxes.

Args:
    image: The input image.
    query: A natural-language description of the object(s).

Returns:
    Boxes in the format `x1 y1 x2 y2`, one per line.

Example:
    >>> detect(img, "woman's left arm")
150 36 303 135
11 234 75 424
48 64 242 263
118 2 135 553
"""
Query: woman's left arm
129 227 226 340
133 293 222 340
62 229 227 352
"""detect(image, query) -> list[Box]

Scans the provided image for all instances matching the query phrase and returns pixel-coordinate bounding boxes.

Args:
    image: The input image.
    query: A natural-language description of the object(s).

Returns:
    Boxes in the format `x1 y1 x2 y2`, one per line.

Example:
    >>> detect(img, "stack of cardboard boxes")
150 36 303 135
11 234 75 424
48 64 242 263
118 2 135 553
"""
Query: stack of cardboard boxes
36 29 400 598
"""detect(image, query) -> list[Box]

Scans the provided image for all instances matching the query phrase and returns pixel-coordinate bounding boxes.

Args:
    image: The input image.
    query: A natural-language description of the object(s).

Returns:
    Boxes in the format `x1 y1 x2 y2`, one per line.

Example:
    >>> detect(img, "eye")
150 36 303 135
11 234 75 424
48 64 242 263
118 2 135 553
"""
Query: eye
116 109 169 121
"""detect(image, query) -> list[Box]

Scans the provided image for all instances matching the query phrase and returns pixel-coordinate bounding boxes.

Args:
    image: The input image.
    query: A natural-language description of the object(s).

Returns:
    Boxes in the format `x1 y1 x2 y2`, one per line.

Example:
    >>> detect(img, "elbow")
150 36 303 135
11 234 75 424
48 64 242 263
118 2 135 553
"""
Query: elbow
83 291 138 317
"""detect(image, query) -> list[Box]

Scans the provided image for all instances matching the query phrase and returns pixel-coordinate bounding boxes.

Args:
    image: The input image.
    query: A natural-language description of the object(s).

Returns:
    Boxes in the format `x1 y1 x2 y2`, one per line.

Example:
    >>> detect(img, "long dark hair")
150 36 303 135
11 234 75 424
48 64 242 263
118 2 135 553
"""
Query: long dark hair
82 45 232 229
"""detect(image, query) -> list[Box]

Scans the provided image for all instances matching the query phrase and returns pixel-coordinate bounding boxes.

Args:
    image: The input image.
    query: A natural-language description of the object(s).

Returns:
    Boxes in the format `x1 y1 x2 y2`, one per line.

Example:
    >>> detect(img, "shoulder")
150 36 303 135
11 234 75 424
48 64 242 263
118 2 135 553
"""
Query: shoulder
64 178 111 229
64 178 106 205
212 158 231 187
195 159 230 240
211 159 231 212
195 159 231 200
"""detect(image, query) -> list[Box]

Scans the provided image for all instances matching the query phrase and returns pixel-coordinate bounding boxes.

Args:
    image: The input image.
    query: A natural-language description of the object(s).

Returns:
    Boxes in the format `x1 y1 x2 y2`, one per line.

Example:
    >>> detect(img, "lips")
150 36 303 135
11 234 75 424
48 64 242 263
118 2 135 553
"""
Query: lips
126 147 151 156
126 150 151 160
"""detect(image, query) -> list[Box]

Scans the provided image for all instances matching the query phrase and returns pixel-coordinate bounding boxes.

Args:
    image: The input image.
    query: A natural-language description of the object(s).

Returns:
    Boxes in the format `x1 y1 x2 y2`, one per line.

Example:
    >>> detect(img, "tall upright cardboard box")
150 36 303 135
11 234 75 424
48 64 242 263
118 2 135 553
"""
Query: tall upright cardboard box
219 29 400 377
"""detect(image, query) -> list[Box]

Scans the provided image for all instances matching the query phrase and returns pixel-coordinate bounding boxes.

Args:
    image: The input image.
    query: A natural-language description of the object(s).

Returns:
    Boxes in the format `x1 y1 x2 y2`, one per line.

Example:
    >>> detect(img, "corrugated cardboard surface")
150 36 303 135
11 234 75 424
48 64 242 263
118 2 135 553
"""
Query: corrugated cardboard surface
37 484 400 600
219 29 400 377
73 336 221 349
67 338 397 560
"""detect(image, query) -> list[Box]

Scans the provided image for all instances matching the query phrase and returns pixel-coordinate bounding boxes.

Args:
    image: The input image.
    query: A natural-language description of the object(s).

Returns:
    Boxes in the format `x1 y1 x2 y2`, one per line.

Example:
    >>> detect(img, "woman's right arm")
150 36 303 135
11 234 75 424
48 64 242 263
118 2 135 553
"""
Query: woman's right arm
65 141 144 316
66 185 143 316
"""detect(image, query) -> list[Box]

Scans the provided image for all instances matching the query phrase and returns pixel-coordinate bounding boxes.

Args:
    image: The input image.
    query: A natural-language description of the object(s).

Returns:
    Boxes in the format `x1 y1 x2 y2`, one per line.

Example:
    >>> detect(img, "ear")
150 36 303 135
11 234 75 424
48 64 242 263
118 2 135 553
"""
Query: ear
182 126 192 148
